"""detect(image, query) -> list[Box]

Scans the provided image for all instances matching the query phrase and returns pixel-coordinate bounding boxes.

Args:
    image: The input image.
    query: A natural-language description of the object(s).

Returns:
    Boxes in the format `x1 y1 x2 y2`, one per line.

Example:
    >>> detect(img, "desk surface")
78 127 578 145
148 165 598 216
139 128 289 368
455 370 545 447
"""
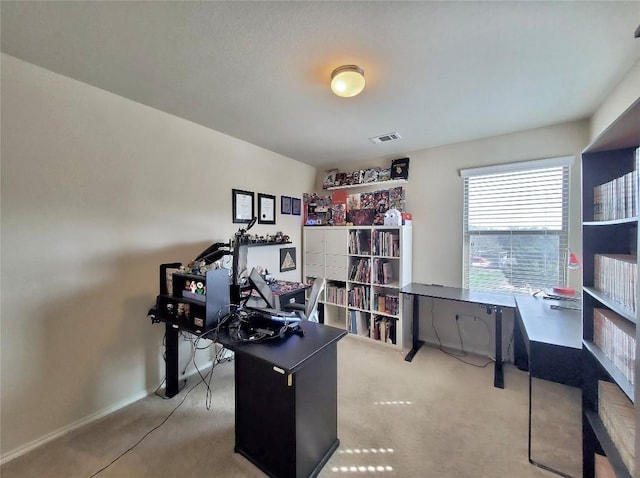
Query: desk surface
244 280 308 299
400 283 516 309
515 295 582 350
216 320 346 374
269 280 309 296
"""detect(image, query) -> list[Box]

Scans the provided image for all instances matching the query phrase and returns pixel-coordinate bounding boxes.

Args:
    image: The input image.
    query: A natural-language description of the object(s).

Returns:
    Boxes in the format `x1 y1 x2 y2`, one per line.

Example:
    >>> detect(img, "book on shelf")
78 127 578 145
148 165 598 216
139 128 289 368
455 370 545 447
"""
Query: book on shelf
349 258 371 283
373 293 399 315
593 165 638 221
373 258 393 284
598 380 636 476
348 286 370 309
593 308 636 385
372 316 396 344
594 253 638 313
326 284 347 306
373 230 400 256
349 229 371 255
349 310 370 337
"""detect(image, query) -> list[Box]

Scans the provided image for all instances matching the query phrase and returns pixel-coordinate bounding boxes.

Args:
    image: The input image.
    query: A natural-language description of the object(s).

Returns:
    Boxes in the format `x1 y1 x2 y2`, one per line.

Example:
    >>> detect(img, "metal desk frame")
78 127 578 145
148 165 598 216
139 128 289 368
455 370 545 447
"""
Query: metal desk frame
399 283 516 389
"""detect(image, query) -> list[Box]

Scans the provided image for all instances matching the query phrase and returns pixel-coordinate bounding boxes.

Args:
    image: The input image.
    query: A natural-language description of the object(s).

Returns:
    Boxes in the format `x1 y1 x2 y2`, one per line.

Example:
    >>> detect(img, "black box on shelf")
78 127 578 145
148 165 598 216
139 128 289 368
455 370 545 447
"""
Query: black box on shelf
390 158 409 180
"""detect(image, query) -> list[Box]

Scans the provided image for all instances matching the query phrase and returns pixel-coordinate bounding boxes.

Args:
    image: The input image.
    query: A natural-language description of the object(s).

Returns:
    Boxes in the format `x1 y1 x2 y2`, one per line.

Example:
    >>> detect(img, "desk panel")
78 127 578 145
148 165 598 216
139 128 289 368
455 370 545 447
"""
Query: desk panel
515 295 582 477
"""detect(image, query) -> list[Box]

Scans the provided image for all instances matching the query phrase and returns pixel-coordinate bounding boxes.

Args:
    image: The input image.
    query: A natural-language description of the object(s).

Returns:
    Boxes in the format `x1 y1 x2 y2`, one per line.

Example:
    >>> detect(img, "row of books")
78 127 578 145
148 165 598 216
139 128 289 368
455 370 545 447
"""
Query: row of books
371 316 396 344
348 229 371 255
593 308 636 385
373 293 400 316
348 310 370 336
325 284 347 306
348 285 370 310
594 254 637 313
372 231 400 257
373 258 395 285
349 258 371 283
593 148 639 221
598 380 635 476
347 312 398 345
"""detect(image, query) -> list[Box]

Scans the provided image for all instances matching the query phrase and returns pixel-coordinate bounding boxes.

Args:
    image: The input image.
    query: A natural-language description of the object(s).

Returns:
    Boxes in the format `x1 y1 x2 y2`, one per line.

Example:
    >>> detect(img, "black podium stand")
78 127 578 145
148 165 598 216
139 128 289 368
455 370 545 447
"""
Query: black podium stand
217 321 346 478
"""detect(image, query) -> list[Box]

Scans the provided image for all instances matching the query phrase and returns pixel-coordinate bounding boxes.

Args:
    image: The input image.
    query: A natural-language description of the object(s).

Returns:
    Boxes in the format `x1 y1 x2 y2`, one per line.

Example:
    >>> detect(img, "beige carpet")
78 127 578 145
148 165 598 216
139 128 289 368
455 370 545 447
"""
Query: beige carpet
1 335 581 478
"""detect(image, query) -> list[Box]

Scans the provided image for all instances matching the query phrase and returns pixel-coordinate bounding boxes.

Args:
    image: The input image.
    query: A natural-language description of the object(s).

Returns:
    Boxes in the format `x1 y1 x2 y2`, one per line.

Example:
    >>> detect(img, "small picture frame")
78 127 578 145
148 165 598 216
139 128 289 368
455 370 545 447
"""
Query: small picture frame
258 193 276 224
281 196 292 215
291 197 301 216
280 247 296 272
232 189 254 224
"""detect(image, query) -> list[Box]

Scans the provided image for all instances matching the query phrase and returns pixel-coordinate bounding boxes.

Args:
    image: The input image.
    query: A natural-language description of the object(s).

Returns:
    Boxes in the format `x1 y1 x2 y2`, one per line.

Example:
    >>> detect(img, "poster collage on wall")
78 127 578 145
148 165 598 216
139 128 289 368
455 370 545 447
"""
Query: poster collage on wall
303 186 406 226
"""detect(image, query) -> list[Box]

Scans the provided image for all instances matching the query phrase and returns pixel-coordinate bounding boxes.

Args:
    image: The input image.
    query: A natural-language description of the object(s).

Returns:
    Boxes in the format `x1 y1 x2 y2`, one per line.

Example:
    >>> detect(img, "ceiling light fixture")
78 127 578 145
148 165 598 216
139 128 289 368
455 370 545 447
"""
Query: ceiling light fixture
330 65 365 98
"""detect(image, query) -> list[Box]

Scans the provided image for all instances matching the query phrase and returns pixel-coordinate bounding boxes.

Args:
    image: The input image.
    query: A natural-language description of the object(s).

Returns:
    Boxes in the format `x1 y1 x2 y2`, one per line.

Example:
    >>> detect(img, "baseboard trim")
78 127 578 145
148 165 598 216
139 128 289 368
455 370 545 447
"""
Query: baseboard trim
0 361 215 465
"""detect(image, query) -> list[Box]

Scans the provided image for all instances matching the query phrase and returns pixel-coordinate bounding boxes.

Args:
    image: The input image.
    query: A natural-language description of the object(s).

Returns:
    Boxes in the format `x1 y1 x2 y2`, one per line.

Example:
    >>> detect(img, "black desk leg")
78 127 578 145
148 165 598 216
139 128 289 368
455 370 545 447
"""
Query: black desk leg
493 307 504 389
404 294 425 362
165 322 179 398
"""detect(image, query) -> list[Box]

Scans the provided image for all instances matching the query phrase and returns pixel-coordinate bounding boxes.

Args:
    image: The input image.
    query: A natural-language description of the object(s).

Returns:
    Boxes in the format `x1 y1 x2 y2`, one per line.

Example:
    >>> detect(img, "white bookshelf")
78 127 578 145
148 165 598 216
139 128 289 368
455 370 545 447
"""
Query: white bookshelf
303 225 412 349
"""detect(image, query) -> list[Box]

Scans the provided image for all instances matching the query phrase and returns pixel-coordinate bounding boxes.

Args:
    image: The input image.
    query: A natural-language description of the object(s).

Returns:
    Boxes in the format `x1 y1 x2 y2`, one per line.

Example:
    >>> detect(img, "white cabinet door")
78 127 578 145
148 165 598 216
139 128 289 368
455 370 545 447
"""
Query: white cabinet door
324 228 348 255
305 228 325 253
325 254 348 281
305 252 325 278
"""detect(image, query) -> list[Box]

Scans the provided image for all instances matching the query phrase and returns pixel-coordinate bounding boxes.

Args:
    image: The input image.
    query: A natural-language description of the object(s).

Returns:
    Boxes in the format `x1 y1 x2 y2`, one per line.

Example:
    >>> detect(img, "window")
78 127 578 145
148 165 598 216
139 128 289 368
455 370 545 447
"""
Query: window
461 157 572 294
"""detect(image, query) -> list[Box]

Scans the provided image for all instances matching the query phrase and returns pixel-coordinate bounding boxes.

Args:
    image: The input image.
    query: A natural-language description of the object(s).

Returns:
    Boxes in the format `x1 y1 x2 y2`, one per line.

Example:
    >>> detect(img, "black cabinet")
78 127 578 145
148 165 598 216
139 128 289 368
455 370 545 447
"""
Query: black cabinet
217 320 346 478
581 99 639 478
156 264 230 334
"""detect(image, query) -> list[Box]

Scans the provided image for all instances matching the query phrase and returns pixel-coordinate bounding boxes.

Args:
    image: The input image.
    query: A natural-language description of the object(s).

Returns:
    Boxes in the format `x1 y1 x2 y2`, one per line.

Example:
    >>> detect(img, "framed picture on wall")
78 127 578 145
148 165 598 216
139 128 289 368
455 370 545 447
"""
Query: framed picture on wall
232 189 254 224
280 247 296 272
258 193 276 224
281 196 292 214
291 197 301 216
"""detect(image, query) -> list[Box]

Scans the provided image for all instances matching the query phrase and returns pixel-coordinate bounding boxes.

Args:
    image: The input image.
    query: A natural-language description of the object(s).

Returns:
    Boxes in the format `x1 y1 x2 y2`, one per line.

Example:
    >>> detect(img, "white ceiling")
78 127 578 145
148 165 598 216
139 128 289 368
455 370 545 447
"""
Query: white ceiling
2 1 639 168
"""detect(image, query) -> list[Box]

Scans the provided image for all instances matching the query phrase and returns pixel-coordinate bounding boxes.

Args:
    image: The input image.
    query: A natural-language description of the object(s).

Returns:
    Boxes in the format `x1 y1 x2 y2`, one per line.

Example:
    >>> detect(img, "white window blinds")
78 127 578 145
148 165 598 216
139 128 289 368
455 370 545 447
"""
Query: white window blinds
461 157 572 293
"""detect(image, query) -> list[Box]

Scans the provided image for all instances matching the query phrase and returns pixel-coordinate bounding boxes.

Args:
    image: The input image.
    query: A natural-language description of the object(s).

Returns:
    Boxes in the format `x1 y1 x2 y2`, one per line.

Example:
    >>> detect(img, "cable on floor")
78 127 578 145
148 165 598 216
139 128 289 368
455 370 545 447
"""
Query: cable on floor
429 298 493 368
88 375 203 478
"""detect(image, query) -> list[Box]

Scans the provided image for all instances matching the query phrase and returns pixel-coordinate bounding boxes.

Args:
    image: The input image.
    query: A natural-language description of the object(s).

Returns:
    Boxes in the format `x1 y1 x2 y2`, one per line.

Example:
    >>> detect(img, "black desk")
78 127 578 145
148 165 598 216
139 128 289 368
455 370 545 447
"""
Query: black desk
243 280 308 310
399 283 515 389
216 320 346 478
158 316 346 478
514 295 582 477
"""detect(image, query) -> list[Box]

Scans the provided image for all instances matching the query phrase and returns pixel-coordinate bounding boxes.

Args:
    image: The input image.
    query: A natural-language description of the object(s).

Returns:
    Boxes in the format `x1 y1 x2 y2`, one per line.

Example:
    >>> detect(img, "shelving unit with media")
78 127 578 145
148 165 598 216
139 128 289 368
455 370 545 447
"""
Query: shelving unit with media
303 225 412 349
581 98 639 478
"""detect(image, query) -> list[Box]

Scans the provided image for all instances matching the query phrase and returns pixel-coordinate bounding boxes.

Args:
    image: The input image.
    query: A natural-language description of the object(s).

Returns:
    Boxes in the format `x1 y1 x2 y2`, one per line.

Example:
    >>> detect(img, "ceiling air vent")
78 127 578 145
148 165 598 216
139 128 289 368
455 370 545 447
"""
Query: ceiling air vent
369 132 402 144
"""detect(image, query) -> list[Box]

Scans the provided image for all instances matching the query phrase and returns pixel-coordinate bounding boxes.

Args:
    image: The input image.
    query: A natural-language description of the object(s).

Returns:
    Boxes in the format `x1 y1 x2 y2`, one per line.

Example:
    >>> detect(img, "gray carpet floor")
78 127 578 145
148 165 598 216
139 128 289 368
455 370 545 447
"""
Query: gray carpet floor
1 335 581 477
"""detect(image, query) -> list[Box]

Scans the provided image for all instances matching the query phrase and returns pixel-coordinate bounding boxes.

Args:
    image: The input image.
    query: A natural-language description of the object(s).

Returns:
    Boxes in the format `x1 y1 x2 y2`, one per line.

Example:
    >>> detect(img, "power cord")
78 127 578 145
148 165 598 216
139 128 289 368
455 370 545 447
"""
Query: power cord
429 298 493 368
88 375 203 478
91 327 236 477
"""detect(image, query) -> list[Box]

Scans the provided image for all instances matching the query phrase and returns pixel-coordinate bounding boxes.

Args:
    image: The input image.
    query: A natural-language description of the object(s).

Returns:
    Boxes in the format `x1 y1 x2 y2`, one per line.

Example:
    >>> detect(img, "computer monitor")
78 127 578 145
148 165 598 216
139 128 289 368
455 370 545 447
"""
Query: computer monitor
247 267 277 309
204 268 231 328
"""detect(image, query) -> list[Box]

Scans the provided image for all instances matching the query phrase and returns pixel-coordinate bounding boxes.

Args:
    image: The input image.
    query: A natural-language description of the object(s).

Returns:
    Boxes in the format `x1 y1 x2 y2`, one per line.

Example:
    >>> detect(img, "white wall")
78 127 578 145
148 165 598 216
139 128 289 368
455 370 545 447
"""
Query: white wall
0 54 315 460
590 58 640 141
